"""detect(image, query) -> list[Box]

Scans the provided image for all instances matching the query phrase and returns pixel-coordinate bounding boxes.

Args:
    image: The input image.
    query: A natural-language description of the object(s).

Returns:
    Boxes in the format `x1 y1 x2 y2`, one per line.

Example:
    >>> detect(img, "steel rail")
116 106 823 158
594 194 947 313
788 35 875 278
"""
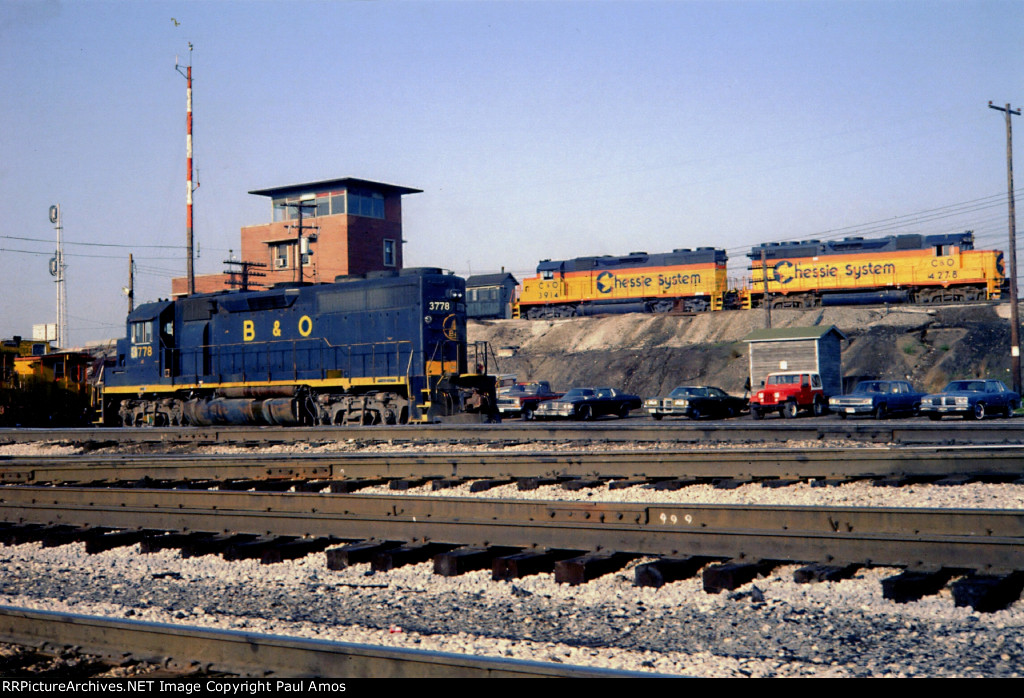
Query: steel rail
2 445 1024 485
1 487 1022 571
2 420 1024 447
0 606 654 678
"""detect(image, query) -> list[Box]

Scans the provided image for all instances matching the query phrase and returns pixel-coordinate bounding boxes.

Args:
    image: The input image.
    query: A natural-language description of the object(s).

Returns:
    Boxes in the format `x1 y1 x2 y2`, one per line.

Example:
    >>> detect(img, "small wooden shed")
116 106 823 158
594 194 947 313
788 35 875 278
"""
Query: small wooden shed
743 325 847 396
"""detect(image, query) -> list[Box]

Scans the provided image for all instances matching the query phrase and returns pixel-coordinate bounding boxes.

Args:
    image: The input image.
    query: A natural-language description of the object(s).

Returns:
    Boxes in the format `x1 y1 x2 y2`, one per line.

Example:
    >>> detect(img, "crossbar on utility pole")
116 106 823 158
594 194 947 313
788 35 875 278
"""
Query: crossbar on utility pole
989 101 1021 395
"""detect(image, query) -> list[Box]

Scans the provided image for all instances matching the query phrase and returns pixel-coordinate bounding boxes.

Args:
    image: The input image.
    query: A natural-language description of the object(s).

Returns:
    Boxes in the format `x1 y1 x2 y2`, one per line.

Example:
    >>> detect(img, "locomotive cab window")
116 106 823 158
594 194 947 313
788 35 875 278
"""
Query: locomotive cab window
130 321 153 344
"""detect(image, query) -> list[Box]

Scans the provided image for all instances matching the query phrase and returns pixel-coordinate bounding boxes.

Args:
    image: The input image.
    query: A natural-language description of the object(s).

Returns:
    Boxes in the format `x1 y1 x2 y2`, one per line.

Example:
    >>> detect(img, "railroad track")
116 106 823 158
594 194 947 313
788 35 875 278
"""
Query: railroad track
0 606 652 678
2 419 1024 447
1 485 1022 611
2 445 1024 486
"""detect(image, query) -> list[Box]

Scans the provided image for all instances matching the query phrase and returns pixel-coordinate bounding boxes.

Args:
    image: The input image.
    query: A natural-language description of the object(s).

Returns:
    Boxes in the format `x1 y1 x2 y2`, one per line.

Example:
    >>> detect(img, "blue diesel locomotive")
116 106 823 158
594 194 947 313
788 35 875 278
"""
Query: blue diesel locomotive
102 269 497 426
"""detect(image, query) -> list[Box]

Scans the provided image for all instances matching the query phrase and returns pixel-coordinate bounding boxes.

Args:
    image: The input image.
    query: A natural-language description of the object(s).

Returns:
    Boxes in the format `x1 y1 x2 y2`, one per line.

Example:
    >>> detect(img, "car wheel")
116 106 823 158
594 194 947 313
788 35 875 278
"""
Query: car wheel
690 407 703 420
725 406 737 418
873 403 887 420
652 413 664 420
928 413 942 421
522 406 535 421
971 402 986 420
578 405 593 421
781 401 798 419
838 412 847 420
617 404 630 418
813 397 827 417
751 406 763 420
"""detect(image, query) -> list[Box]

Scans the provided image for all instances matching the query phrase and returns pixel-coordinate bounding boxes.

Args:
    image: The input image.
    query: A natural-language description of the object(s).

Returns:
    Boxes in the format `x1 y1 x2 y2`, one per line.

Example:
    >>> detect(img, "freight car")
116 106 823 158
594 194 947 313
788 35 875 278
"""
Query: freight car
0 337 93 426
516 248 729 319
101 269 497 427
744 231 1003 309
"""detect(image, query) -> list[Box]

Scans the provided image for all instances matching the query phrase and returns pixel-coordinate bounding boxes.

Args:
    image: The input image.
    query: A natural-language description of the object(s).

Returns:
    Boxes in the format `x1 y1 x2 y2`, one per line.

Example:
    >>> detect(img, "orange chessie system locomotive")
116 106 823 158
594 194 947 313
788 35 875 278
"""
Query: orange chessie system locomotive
743 231 1004 309
517 247 729 319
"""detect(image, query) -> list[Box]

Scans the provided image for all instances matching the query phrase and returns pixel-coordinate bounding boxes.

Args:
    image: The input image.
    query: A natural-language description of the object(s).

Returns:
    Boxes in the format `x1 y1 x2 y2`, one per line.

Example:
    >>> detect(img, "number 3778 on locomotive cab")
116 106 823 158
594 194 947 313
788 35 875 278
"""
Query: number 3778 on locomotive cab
101 269 497 427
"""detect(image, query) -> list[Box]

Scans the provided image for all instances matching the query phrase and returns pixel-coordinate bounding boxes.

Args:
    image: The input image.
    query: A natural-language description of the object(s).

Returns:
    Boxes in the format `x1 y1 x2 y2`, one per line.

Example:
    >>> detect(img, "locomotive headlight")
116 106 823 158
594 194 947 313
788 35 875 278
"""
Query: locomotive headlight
447 288 464 299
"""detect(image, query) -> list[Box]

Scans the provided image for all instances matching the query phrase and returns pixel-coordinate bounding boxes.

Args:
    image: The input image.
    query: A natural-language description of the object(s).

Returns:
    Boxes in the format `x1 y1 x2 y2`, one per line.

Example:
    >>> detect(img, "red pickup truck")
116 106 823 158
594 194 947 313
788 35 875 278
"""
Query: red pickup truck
750 371 828 419
497 382 563 420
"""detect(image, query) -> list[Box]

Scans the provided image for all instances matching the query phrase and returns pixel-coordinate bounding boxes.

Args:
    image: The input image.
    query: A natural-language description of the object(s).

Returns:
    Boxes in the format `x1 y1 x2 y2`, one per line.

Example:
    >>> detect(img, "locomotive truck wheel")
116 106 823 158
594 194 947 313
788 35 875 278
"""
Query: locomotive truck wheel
781 401 798 419
971 403 986 420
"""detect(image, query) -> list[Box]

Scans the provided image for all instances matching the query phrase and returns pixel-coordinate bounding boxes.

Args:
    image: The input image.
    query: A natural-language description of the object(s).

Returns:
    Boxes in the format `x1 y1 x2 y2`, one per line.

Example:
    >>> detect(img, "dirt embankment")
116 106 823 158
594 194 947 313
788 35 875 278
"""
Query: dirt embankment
469 304 1014 397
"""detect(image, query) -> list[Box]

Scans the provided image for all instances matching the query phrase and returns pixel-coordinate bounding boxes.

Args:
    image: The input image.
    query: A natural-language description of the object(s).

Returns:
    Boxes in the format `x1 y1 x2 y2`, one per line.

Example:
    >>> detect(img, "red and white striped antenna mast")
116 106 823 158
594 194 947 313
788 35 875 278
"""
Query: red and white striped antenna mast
176 43 197 296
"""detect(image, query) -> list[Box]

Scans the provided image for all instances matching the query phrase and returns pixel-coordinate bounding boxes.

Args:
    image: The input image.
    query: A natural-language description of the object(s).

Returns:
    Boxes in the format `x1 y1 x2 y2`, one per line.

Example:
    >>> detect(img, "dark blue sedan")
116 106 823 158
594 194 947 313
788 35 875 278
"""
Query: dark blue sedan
920 380 1020 420
829 380 926 419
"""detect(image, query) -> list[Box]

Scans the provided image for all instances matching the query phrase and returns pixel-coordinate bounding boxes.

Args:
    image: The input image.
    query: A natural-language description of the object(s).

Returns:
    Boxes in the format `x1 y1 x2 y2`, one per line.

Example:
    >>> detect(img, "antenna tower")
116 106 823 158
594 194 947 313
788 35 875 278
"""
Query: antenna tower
176 44 197 296
48 204 67 347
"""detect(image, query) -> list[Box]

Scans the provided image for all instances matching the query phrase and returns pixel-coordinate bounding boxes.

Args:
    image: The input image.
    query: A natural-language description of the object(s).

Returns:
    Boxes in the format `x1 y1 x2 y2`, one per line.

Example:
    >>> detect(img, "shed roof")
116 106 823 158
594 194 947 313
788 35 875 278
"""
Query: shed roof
467 273 519 286
743 325 847 343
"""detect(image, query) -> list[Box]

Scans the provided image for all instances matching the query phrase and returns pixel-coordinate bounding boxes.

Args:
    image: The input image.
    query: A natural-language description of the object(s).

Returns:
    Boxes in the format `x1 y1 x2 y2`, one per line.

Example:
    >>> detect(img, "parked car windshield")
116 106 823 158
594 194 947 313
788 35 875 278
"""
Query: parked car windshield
562 389 595 399
507 384 543 396
944 381 988 392
768 374 802 384
670 387 706 398
855 381 886 393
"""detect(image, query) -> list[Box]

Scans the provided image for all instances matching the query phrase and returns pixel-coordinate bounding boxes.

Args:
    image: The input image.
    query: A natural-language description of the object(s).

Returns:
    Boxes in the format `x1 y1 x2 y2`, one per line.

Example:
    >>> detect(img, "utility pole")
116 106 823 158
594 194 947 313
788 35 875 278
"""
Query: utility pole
176 44 197 296
990 101 1021 395
127 253 134 313
279 200 316 283
224 256 267 292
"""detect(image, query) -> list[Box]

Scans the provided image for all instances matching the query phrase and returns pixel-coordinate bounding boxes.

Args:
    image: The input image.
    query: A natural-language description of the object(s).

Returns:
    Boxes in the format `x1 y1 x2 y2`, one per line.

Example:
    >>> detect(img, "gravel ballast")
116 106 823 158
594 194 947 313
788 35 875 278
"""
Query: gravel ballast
2 479 1024 677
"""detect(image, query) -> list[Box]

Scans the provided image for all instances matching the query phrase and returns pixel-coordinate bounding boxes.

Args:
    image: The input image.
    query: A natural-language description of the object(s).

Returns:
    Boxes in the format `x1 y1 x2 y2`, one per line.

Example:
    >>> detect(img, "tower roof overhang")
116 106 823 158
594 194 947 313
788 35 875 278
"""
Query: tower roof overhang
249 177 422 199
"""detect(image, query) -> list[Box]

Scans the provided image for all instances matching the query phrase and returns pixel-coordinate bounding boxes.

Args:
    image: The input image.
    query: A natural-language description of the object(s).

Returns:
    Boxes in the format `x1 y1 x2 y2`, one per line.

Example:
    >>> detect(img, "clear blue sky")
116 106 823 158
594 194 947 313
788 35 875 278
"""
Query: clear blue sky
1 0 1022 345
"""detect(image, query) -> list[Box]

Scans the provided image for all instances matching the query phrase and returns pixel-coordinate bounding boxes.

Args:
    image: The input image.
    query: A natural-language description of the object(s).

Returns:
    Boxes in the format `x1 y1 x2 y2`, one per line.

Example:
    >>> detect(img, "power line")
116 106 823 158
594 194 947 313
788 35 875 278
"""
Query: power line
0 234 186 250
